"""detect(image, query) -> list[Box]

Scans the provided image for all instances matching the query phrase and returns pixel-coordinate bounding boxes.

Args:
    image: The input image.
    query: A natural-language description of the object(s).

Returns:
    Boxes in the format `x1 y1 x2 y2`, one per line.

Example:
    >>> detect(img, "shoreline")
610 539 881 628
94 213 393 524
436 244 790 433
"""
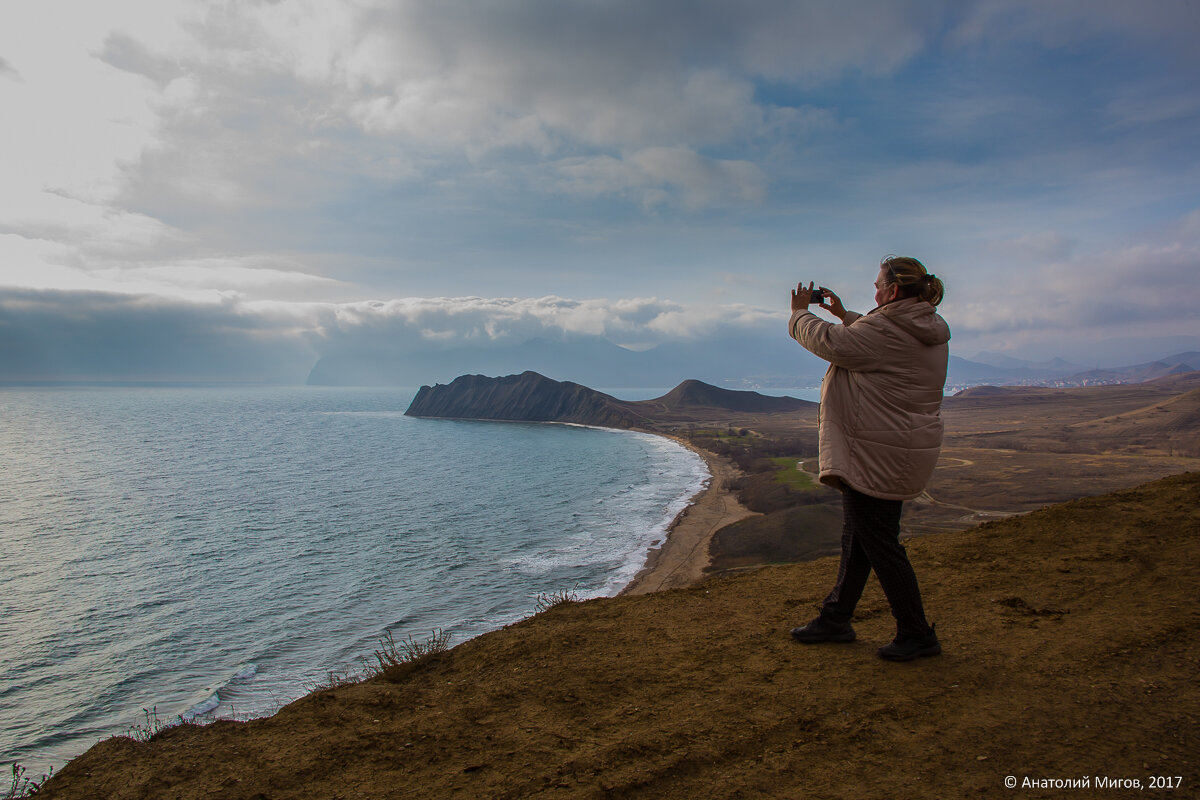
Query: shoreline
40 472 1200 798
619 434 758 596
488 417 757 596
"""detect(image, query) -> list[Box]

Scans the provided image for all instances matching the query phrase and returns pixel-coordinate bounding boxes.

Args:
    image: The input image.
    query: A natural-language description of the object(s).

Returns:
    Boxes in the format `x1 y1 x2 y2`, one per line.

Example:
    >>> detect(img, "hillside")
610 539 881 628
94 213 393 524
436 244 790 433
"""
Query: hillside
1068 388 1200 448
1066 351 1200 384
39 472 1200 799
405 372 813 428
939 370 1200 458
948 369 1200 406
635 379 811 413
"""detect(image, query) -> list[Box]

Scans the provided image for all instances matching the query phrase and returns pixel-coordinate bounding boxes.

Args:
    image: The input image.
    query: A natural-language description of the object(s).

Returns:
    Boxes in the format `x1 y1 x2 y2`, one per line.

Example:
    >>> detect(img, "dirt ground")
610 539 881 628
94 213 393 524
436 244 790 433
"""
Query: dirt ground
39 471 1200 799
712 374 1200 541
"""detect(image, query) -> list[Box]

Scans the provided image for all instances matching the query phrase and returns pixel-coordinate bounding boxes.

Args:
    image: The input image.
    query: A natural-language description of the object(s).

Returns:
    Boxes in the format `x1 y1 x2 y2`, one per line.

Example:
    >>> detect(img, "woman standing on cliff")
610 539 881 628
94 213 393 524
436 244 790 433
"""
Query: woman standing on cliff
787 256 949 661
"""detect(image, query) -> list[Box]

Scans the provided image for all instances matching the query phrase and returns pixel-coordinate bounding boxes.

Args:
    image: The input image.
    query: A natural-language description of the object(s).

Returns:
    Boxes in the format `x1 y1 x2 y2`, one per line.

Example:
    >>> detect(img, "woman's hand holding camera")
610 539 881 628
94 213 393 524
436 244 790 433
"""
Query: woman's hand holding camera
791 281 847 320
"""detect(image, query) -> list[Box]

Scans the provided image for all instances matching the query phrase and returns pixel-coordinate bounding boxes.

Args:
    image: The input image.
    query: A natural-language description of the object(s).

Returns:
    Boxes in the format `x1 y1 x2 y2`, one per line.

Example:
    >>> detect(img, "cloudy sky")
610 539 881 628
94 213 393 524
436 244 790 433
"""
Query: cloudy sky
2 0 1199 383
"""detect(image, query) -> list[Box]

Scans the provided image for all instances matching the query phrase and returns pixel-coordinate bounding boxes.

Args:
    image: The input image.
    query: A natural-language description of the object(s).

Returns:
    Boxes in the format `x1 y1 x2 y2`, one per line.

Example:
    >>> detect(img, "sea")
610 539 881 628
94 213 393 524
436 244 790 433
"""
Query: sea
0 385 717 776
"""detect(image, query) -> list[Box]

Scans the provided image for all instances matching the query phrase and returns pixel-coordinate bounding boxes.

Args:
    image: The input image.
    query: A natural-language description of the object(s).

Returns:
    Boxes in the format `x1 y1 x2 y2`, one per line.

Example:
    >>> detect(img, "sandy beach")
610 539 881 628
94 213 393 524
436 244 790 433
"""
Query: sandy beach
620 437 758 595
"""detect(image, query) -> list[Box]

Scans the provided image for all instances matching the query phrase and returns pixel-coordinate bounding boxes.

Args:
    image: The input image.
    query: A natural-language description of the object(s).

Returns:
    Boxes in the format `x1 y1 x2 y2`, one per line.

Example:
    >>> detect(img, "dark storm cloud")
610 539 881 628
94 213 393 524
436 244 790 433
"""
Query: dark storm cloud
0 289 316 383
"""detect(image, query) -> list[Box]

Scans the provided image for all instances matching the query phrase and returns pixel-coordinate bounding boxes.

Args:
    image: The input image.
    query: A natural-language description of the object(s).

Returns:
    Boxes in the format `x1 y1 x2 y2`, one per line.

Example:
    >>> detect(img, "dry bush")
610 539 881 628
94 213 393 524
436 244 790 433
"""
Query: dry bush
535 588 580 613
305 670 365 692
370 630 453 680
124 706 178 743
6 763 52 799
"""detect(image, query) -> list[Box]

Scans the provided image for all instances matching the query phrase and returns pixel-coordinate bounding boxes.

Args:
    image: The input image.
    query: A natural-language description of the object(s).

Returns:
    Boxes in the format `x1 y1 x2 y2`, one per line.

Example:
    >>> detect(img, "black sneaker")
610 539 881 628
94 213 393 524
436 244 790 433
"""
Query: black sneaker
877 624 941 661
790 616 856 643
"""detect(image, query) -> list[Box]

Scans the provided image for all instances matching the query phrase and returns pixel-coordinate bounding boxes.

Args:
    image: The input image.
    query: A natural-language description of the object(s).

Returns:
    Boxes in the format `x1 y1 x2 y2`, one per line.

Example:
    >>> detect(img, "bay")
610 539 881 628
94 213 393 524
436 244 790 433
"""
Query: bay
0 386 708 774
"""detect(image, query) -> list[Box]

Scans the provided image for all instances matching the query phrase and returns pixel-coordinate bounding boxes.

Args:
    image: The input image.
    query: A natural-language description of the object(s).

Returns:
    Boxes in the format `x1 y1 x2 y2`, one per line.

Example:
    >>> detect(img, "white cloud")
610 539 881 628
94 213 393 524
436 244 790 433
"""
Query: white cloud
1105 82 1200 129
948 209 1200 353
57 0 943 229
630 148 767 209
548 148 766 209
2 0 1198 372
951 0 1200 57
94 259 345 294
0 2 184 203
984 231 1076 262
311 294 778 351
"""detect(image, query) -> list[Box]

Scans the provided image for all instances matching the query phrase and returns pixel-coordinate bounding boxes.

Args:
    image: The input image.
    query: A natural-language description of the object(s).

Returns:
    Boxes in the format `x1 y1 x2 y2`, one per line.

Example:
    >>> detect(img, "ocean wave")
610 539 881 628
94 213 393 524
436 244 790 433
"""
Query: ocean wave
181 663 258 722
501 436 709 596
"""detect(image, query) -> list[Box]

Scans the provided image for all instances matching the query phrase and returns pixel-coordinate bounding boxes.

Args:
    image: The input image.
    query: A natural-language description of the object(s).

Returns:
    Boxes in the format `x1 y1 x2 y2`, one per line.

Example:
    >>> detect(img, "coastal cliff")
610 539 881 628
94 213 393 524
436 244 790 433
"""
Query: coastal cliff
404 371 650 428
404 371 813 427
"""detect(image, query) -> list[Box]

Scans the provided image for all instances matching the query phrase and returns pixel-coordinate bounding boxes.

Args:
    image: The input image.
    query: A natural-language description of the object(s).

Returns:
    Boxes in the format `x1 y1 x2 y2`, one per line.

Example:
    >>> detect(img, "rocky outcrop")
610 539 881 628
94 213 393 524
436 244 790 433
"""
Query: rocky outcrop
405 371 813 427
404 371 649 428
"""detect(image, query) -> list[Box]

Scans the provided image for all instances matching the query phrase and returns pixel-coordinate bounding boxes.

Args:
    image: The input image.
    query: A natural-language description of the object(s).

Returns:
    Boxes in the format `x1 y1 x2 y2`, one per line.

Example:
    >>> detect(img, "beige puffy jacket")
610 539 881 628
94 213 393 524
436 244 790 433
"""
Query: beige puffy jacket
789 297 950 500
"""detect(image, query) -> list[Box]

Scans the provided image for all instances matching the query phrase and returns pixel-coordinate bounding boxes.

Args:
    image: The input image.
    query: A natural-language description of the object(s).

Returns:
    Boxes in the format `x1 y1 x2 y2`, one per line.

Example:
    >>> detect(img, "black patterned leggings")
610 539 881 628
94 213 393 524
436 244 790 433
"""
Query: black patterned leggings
821 486 932 638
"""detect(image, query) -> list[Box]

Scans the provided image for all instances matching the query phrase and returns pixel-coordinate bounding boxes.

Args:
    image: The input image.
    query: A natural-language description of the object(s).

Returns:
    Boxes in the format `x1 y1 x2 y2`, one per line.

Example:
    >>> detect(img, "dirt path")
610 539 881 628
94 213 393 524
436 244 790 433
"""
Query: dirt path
798 456 1016 523
911 489 1021 521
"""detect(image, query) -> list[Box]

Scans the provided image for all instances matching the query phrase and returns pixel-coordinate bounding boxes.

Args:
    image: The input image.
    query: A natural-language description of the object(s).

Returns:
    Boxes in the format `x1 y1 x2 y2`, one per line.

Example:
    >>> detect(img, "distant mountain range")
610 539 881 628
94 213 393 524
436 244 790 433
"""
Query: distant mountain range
308 326 1200 392
948 351 1200 388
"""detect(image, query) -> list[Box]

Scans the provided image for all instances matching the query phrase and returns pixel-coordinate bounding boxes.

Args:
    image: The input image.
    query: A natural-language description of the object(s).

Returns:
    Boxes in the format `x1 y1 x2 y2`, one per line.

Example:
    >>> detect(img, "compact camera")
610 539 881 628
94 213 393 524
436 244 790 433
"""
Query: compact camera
810 288 825 304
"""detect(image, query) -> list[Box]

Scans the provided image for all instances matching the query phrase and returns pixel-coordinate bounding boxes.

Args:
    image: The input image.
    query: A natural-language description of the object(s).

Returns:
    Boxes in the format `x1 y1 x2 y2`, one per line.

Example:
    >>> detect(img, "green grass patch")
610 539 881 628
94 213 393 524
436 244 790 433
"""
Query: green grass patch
770 457 817 489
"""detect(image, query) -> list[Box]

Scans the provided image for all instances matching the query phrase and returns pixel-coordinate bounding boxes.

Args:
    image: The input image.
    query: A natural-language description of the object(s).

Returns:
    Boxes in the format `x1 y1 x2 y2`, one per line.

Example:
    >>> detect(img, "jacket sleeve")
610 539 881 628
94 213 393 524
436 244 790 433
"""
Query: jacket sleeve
788 309 888 372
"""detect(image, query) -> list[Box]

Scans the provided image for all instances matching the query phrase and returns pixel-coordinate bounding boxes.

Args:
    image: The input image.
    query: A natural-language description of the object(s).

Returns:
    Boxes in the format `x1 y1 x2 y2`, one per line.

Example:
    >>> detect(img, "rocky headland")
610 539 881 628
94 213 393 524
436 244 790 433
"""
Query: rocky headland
403 370 813 428
404 371 649 427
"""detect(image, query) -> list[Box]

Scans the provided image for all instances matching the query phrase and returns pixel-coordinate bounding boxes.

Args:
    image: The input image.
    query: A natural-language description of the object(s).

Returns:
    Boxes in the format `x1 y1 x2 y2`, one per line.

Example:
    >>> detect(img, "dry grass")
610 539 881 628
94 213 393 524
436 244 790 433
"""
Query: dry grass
122 707 176 744
35 472 1200 800
5 763 52 799
370 629 453 673
305 630 455 692
535 588 580 613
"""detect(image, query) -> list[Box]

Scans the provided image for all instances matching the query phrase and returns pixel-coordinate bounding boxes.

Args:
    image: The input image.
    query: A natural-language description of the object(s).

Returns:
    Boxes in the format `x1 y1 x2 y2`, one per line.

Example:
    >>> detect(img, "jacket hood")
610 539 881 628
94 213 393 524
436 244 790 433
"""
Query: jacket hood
875 297 951 346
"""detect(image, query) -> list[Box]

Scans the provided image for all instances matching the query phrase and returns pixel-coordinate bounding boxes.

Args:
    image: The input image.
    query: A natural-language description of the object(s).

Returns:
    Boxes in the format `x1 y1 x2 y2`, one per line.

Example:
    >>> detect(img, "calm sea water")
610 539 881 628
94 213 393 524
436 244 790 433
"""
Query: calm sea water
0 386 708 775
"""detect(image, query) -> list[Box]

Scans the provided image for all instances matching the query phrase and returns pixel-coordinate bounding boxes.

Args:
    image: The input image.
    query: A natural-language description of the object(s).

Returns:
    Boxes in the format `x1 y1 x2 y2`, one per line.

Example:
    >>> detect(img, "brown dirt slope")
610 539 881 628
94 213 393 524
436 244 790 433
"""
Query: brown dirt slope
1070 388 1200 435
41 473 1200 800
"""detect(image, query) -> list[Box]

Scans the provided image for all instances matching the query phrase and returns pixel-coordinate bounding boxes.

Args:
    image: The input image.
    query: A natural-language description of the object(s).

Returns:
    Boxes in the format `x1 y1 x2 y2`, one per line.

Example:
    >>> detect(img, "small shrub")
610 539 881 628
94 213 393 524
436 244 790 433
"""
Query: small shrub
125 706 179 743
6 763 52 798
370 629 452 675
534 587 579 613
304 669 365 692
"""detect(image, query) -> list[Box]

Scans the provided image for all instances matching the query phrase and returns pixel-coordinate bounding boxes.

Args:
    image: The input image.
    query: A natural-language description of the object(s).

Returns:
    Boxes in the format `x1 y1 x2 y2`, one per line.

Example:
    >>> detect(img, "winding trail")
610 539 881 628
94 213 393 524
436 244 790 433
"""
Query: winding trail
795 457 1019 522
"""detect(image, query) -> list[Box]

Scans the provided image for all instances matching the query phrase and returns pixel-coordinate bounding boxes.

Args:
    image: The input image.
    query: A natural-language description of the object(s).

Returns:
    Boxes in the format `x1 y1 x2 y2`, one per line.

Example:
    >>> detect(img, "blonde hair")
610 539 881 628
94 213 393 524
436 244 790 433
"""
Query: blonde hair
881 255 944 306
